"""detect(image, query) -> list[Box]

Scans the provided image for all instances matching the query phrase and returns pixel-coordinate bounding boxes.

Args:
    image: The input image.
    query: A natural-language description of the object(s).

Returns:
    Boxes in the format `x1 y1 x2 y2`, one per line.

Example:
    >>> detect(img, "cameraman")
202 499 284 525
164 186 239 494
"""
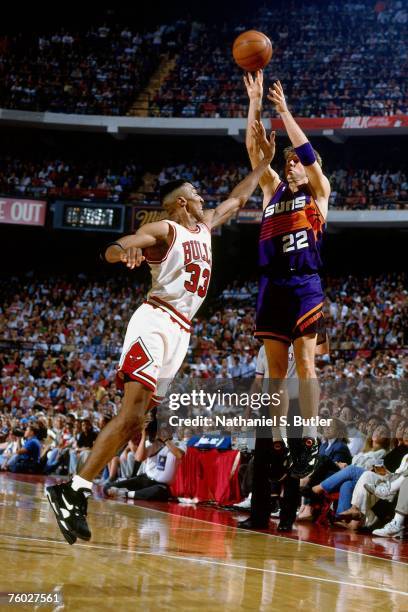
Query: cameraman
106 422 185 501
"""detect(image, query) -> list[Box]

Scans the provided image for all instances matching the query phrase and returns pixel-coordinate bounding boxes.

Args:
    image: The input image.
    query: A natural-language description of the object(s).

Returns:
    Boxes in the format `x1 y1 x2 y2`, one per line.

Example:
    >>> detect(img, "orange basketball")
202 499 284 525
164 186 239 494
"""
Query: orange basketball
232 30 272 72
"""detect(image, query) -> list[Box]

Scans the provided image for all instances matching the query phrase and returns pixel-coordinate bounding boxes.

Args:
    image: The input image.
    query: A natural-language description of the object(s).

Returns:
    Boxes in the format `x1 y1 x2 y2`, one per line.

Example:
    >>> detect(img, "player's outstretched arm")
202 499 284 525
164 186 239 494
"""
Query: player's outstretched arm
244 71 280 205
104 220 171 269
268 81 330 218
207 129 274 229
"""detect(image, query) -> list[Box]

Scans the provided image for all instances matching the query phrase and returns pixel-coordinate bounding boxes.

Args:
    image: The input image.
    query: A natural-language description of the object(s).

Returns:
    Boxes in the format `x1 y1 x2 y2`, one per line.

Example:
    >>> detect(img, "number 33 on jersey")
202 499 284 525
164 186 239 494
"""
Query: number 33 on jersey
145 220 212 321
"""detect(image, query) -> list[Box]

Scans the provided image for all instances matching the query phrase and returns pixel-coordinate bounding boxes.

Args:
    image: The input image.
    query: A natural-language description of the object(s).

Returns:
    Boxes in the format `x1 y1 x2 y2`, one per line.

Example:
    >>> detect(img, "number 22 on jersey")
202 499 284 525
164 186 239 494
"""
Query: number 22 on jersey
282 230 309 253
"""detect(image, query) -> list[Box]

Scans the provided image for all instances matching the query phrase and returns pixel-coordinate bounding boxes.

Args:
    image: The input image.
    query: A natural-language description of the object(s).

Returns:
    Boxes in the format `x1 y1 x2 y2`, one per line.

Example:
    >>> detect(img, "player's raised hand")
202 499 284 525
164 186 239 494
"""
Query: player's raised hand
119 247 145 270
243 70 263 100
251 120 276 163
267 80 288 114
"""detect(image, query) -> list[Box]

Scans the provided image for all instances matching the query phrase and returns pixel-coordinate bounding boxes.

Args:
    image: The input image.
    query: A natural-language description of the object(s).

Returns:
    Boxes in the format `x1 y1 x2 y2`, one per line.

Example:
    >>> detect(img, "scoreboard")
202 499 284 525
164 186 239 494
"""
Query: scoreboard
53 202 125 233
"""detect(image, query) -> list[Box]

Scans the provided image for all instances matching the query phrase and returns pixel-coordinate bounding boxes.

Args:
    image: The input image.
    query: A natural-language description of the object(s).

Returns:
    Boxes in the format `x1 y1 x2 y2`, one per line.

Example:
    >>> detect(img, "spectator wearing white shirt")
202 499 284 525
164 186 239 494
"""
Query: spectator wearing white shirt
106 425 185 500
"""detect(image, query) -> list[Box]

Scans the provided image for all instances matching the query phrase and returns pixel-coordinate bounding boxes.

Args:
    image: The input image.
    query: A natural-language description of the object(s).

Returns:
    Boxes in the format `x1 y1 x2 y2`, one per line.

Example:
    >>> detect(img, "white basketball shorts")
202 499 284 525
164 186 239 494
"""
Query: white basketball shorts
117 297 191 403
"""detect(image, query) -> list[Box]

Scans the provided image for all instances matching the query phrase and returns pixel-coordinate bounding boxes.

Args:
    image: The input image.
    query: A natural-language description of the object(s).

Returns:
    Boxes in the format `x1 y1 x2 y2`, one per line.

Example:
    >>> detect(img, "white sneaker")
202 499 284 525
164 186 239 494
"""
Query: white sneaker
364 481 394 500
372 519 404 537
177 497 199 505
233 494 252 510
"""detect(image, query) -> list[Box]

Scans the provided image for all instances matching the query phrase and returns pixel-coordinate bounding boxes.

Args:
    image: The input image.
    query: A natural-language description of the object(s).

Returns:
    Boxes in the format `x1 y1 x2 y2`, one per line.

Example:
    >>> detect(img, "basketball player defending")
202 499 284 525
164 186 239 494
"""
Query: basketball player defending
47 138 274 545
244 72 330 477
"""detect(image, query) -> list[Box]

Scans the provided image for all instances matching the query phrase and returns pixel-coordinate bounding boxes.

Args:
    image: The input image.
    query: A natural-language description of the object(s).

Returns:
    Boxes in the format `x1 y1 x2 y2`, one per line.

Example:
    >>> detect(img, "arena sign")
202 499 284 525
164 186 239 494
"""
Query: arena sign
0 197 46 226
237 210 263 224
132 206 167 231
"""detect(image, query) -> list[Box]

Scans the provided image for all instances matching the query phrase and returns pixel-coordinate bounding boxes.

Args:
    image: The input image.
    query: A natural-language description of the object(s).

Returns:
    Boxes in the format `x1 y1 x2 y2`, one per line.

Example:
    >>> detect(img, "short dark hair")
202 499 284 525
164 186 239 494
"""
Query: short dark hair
159 180 188 205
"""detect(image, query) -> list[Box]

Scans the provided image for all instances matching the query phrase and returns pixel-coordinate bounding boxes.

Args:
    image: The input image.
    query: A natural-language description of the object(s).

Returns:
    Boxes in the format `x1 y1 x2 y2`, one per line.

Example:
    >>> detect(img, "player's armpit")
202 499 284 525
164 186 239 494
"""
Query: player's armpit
202 210 216 227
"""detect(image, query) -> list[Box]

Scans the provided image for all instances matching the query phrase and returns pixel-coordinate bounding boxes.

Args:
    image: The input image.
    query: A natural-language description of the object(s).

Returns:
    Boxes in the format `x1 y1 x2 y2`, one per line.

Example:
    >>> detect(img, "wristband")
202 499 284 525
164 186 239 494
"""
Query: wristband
101 241 125 263
107 241 126 251
294 142 316 166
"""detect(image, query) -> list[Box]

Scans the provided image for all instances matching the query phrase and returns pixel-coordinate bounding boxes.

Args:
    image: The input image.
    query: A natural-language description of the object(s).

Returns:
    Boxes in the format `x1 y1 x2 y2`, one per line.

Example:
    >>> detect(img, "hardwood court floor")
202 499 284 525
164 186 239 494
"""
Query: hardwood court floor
0 475 407 612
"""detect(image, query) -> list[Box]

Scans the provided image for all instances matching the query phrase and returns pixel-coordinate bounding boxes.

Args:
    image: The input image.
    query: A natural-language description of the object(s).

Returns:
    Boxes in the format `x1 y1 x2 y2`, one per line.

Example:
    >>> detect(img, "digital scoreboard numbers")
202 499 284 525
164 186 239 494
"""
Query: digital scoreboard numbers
53 202 125 232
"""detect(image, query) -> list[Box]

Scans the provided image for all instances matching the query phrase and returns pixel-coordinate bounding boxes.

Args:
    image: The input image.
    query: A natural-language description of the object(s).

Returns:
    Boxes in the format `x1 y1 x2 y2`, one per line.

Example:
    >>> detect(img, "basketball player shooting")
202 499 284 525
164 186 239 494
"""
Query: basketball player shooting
244 71 330 477
46 135 274 545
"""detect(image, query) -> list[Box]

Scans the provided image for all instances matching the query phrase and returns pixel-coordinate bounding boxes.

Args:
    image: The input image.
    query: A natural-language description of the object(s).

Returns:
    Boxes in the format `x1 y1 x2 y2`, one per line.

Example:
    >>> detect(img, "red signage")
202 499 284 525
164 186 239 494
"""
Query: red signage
269 115 408 131
0 198 47 226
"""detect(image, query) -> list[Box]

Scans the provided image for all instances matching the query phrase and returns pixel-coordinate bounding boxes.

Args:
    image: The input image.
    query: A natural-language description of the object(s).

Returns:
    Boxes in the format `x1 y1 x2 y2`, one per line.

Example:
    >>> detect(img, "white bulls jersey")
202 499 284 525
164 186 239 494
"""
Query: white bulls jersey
145 220 212 322
118 220 212 400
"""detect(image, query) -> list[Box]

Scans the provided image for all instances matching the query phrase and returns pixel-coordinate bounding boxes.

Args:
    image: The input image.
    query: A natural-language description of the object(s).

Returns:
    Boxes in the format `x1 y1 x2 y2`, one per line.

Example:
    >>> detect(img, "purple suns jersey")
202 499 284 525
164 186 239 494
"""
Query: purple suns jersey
259 182 325 276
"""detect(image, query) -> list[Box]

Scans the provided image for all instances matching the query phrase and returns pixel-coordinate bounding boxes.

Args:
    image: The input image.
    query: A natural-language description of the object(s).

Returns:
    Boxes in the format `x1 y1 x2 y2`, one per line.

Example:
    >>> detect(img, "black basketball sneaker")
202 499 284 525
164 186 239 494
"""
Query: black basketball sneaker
289 437 319 478
46 481 92 545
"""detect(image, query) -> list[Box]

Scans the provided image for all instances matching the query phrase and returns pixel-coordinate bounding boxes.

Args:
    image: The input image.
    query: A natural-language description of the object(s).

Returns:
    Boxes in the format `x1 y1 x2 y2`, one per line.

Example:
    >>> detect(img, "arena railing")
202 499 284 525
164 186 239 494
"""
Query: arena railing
1 189 406 211
0 108 407 138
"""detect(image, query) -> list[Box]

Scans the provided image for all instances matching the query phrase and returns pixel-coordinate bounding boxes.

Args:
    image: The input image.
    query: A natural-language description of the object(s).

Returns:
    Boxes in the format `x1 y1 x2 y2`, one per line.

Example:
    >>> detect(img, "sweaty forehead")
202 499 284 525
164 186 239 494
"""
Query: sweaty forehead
286 154 300 164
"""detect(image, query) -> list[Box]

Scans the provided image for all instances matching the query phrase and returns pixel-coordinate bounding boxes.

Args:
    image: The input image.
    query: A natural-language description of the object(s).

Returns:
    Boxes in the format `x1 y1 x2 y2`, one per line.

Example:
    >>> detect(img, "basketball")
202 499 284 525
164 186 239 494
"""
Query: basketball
232 30 273 72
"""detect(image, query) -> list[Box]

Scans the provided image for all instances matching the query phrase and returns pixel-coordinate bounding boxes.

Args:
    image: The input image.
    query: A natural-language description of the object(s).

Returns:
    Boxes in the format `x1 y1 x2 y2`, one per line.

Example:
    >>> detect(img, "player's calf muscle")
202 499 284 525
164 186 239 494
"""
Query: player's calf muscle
295 361 316 378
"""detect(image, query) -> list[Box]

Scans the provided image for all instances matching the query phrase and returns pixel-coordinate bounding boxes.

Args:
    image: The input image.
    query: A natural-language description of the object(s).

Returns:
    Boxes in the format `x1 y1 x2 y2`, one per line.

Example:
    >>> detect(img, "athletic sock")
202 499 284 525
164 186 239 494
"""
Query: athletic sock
72 474 93 492
390 476 404 493
302 425 318 439
393 512 405 527
272 426 283 442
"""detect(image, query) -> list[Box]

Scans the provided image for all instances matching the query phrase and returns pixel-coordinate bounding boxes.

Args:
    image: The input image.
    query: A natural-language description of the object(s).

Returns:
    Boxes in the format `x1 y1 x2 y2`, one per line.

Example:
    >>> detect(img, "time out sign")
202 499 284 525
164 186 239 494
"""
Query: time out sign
0 198 47 226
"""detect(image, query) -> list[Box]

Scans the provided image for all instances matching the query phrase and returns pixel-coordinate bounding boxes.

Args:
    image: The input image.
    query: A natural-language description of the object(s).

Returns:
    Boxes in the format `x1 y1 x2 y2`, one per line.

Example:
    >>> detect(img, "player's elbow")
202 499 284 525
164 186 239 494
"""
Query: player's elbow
236 195 247 210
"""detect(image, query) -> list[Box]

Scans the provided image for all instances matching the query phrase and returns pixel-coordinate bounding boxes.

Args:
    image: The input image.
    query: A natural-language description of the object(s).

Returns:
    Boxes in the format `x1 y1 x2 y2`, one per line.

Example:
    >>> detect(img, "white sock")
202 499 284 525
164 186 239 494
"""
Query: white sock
272 426 283 442
390 476 404 493
280 425 287 440
393 512 404 527
303 425 318 439
72 474 93 492
127 491 135 499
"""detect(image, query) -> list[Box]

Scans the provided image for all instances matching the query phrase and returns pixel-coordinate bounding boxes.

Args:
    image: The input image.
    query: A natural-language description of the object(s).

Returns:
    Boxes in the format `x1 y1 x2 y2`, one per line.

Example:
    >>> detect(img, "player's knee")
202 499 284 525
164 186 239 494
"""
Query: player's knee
267 362 288 379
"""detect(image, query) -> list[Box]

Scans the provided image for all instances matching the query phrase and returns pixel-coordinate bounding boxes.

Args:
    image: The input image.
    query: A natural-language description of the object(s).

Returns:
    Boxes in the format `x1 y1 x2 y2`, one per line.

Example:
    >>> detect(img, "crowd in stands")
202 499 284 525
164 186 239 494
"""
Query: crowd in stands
0 272 406 537
0 2 406 119
0 21 188 115
328 168 408 210
0 156 143 202
150 1 407 118
1 156 407 209
149 163 408 210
